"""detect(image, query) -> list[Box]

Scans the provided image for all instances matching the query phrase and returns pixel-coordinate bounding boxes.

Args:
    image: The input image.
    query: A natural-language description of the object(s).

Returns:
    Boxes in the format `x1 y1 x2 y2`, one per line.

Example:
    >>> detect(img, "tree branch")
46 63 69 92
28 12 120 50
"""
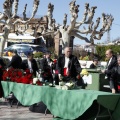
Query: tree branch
0 13 5 21
12 0 19 18
73 32 91 43
93 17 100 30
68 2 79 33
84 6 97 24
63 13 67 27
93 32 103 40
73 28 91 34
76 5 97 28
76 3 89 27
23 4 27 21
13 19 29 24
105 15 114 31
30 0 40 19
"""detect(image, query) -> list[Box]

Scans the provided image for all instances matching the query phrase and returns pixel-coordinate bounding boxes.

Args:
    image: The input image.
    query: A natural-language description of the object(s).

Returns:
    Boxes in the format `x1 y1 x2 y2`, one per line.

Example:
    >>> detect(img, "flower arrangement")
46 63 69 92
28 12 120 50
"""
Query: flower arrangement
2 68 42 86
80 69 92 84
56 80 76 90
80 69 89 76
33 78 42 86
2 68 24 82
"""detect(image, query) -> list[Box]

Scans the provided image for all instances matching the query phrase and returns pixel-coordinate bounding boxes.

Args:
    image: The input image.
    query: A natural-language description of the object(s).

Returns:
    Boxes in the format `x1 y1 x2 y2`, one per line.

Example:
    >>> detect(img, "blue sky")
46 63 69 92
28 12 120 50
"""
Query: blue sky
0 0 120 45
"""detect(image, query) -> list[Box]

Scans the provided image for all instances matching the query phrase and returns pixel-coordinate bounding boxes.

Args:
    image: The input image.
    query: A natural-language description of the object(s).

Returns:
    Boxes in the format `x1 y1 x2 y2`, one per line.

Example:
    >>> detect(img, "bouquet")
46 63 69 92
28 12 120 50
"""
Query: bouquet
56 80 76 90
2 68 42 85
80 69 89 76
32 78 42 86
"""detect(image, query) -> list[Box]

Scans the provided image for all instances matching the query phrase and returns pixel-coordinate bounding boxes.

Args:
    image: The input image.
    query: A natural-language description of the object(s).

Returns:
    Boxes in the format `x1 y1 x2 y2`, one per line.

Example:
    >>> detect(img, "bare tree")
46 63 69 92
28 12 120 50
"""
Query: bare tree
0 0 40 56
23 4 27 21
42 0 114 51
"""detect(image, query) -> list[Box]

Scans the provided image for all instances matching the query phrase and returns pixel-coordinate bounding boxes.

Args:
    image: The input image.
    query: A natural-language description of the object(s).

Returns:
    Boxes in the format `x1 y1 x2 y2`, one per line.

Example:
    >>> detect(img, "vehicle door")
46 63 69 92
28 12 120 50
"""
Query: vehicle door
20 45 33 56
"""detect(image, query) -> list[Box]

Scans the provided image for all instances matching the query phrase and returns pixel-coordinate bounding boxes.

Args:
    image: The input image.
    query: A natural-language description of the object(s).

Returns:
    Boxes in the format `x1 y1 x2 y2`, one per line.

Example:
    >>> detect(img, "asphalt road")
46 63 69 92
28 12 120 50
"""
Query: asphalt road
0 104 53 120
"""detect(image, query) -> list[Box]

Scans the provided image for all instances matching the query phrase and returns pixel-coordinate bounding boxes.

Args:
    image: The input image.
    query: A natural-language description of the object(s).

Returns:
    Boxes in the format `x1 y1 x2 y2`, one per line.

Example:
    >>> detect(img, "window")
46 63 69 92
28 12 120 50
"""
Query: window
31 46 46 52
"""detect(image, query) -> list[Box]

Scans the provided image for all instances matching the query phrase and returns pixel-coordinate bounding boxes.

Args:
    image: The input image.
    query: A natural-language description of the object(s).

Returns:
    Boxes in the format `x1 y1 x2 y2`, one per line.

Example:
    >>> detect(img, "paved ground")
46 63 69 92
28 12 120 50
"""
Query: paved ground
0 99 53 120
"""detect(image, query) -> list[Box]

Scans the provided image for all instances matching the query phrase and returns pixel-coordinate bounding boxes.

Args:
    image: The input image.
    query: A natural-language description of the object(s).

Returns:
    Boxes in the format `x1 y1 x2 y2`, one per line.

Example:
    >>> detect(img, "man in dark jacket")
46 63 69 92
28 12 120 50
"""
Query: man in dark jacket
101 49 117 93
21 52 38 77
110 55 120 93
57 47 82 84
40 52 54 83
7 49 22 69
0 57 6 97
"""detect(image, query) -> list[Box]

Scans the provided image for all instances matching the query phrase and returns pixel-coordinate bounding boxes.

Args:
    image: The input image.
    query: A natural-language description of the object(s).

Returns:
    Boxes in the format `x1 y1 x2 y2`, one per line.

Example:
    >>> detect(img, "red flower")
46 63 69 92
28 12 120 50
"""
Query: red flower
29 80 33 84
54 59 57 64
2 70 8 81
16 78 22 83
21 76 30 84
17 71 23 77
26 74 33 79
2 68 34 84
36 80 42 86
25 69 30 74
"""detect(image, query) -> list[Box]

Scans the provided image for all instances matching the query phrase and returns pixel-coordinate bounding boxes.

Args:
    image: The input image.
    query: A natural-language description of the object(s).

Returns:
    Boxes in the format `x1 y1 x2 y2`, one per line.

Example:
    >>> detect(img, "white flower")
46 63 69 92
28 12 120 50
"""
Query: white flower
55 85 62 89
65 82 73 87
49 83 53 86
62 86 68 90
59 81 65 86
33 78 38 84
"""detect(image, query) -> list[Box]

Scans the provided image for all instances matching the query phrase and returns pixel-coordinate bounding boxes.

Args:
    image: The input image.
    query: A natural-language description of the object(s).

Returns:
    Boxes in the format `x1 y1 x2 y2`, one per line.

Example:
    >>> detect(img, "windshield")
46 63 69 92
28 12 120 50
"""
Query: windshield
31 46 46 52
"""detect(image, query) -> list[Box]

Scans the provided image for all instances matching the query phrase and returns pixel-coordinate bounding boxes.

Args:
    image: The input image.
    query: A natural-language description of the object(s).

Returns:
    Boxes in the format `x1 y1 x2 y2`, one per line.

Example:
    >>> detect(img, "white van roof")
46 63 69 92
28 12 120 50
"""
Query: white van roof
0 33 36 39
12 44 41 47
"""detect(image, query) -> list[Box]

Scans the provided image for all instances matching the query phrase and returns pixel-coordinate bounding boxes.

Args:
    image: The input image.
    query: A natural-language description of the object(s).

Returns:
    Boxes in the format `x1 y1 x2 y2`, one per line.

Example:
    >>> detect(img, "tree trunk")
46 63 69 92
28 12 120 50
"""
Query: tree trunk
0 36 6 57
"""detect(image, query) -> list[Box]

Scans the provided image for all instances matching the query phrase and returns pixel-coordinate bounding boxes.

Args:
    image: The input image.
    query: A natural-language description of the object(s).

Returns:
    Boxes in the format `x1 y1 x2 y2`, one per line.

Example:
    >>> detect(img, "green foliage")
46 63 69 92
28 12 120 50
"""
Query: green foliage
82 55 90 61
48 47 58 59
96 45 120 61
34 52 43 58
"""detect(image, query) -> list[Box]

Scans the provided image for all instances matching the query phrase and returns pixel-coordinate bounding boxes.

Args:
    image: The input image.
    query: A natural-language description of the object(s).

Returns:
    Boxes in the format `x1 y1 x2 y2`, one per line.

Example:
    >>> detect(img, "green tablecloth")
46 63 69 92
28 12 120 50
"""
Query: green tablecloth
1 81 120 120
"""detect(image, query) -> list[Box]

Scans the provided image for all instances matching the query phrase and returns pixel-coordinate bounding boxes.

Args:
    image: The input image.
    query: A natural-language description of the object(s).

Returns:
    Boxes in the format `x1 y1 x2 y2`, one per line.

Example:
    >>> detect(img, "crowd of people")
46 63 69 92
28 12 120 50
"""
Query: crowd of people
0 47 83 97
0 47 120 98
